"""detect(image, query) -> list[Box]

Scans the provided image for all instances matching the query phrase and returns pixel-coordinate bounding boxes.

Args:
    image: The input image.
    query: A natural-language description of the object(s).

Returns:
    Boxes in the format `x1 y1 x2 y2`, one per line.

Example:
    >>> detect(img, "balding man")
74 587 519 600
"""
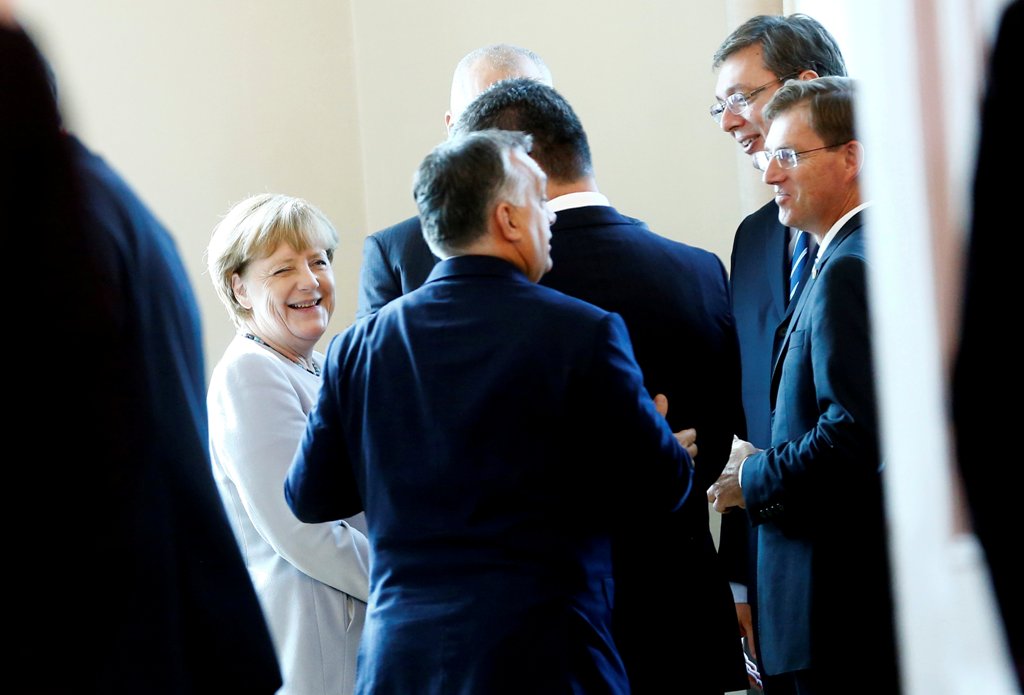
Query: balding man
356 43 552 317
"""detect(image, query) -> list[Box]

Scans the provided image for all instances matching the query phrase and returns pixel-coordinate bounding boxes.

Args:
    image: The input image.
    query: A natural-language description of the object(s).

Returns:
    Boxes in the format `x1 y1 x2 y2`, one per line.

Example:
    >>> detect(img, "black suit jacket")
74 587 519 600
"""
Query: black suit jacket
540 205 748 694
741 214 898 685
953 0 1022 686
356 216 437 318
4 26 280 692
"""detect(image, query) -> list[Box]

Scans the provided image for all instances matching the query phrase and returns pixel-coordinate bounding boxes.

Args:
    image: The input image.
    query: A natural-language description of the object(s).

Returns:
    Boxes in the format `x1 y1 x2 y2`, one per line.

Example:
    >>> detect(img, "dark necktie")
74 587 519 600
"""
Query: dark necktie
789 231 812 303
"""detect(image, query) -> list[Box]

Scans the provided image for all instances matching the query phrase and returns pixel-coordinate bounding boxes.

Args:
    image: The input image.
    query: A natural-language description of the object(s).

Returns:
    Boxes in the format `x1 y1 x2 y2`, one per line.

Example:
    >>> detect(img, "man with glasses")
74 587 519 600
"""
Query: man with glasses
707 77 900 695
708 14 847 691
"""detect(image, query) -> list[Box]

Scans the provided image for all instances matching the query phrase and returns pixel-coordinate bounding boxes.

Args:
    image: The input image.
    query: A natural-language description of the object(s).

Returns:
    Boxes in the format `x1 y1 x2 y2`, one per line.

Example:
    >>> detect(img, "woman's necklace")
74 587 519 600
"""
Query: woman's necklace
243 333 321 377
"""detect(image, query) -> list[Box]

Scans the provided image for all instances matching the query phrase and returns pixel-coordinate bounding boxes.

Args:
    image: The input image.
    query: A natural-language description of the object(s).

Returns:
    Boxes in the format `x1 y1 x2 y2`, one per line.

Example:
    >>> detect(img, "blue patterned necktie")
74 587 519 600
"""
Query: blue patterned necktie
790 230 811 303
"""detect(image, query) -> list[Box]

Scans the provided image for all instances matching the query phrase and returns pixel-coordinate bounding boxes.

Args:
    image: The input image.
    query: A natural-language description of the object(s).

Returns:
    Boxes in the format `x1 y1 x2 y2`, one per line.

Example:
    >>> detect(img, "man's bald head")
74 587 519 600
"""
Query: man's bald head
445 43 552 132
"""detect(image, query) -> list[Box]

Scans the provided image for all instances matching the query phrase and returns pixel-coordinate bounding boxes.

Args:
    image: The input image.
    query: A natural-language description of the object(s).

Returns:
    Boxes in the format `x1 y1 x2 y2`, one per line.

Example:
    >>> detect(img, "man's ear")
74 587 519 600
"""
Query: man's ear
845 140 865 179
231 272 253 310
796 69 820 81
494 201 522 242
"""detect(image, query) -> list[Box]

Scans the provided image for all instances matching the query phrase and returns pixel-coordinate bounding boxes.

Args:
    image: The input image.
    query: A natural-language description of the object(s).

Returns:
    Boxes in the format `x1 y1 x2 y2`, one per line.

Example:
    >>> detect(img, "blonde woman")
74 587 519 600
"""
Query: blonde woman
207 193 369 694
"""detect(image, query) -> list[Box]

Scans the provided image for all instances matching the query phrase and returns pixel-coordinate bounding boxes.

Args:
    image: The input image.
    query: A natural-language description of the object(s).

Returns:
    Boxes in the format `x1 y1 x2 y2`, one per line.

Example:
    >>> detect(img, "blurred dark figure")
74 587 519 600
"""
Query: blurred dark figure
952 0 1022 688
1 23 281 693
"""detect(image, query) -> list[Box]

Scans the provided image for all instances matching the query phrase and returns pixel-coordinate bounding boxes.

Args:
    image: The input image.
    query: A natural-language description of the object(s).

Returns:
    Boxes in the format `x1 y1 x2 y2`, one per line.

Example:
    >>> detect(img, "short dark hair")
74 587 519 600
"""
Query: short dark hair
413 129 533 255
452 78 592 184
713 13 846 79
764 76 857 145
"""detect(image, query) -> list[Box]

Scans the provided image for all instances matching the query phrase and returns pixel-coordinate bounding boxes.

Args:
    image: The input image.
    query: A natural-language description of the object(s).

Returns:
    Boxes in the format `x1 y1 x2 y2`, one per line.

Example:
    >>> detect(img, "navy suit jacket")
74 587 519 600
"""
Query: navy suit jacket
356 216 437 319
730 199 797 449
540 205 748 693
740 214 898 682
287 255 693 695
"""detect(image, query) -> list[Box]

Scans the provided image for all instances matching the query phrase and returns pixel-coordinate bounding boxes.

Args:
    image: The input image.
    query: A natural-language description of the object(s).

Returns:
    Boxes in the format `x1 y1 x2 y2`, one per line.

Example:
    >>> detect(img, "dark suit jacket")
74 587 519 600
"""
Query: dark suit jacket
75 137 283 692
715 199 810 645
356 216 437 318
740 214 898 686
729 200 794 450
539 205 748 694
5 107 282 693
286 255 694 695
953 0 1022 686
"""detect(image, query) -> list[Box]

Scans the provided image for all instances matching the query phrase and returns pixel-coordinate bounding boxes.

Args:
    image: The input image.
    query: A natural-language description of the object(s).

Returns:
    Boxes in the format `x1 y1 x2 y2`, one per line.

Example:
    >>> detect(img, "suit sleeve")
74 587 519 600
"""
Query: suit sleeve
741 253 878 526
286 336 365 523
356 234 400 319
209 350 369 601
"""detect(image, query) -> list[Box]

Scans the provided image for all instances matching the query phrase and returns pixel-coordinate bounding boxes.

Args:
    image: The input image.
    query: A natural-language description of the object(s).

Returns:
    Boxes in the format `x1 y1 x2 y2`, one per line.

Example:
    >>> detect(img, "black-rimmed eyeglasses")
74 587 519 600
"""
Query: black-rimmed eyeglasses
751 141 851 171
710 72 799 124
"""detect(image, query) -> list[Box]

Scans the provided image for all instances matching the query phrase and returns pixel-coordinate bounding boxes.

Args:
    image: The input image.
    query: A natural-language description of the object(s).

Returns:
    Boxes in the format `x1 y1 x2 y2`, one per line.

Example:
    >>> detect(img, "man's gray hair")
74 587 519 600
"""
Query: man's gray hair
713 14 846 79
413 129 533 256
455 43 552 86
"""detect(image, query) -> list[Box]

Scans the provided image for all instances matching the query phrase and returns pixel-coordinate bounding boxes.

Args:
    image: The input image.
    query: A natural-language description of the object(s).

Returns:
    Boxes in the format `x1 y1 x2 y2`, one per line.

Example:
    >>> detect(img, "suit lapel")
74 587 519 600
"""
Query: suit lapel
769 212 865 393
767 218 789 322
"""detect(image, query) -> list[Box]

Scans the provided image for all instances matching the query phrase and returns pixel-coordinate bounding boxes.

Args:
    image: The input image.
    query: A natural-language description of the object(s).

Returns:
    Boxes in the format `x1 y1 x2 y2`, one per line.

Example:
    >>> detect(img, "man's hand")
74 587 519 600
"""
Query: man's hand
653 394 698 460
706 436 757 512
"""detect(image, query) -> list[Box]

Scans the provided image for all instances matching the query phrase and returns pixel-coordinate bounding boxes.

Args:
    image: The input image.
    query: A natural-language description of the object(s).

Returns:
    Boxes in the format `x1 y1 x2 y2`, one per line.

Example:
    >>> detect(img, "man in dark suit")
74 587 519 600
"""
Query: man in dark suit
709 15 848 676
708 77 899 694
285 129 695 695
3 24 281 693
356 43 551 318
952 0 1022 686
453 78 748 694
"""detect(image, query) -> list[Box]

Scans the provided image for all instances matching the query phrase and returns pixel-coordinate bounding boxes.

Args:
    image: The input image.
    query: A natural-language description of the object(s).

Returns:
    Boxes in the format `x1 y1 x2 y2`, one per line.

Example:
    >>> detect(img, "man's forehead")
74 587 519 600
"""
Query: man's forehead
715 46 773 94
764 109 803 149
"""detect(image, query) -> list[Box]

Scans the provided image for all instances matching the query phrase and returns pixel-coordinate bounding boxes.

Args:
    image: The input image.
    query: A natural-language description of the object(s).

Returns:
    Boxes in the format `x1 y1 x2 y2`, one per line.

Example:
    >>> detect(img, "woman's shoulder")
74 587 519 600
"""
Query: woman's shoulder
209 336 291 391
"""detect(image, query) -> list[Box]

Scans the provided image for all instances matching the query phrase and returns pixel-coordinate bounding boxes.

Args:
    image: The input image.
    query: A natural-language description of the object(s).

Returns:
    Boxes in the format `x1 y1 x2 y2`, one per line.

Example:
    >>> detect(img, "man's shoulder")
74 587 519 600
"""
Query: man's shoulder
558 206 717 260
737 199 783 236
369 215 423 245
611 210 726 276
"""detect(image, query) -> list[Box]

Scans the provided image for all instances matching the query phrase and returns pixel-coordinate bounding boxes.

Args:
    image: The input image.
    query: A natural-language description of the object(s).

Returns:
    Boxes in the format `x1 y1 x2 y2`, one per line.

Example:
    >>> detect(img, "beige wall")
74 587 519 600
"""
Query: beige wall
19 0 751 379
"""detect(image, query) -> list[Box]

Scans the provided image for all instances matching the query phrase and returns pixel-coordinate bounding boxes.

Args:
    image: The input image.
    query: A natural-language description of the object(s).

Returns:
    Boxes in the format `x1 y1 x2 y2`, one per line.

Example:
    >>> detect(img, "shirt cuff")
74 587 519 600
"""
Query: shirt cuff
730 582 748 603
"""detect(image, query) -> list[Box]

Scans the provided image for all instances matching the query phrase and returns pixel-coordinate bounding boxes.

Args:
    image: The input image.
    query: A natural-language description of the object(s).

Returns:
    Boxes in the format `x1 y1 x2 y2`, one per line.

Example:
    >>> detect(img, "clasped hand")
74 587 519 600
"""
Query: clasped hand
706 435 758 512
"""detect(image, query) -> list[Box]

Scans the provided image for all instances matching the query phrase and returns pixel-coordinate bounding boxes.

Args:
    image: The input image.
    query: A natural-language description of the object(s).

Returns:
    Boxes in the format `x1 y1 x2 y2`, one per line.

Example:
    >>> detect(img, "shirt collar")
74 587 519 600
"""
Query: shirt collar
815 201 871 264
547 191 611 213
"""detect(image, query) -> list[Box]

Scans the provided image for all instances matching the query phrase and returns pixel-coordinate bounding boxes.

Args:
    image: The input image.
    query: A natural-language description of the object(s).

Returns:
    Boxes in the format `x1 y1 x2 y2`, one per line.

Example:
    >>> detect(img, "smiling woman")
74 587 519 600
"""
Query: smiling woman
205 193 370 695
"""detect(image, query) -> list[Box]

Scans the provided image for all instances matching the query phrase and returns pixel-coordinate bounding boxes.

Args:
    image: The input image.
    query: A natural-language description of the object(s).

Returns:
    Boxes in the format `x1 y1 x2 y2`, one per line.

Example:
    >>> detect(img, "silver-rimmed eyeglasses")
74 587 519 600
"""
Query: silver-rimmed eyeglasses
751 141 851 171
709 72 799 124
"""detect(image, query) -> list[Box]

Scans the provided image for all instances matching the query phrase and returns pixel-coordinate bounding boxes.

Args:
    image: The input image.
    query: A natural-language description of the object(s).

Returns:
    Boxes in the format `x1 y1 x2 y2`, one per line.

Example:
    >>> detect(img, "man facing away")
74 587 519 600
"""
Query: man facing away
285 129 695 695
452 78 748 695
707 77 900 695
2 23 281 693
356 43 551 317
708 14 848 679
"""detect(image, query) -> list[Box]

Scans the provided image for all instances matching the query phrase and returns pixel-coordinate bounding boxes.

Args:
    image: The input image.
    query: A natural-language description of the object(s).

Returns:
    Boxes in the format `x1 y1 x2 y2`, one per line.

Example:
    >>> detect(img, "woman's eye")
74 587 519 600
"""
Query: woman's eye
272 267 291 276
